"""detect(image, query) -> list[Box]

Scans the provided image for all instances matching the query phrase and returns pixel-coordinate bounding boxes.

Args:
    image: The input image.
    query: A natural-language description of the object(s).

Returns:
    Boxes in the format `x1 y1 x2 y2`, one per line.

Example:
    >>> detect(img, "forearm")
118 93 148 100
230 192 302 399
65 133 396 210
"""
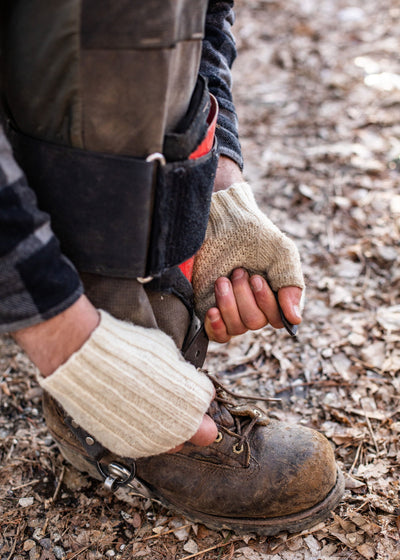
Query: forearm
214 155 243 191
12 294 100 377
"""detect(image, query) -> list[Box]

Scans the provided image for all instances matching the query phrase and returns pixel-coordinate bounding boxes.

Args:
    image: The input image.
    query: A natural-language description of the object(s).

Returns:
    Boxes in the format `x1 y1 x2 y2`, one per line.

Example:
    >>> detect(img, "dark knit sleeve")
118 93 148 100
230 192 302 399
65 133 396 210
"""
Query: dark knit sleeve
200 0 243 169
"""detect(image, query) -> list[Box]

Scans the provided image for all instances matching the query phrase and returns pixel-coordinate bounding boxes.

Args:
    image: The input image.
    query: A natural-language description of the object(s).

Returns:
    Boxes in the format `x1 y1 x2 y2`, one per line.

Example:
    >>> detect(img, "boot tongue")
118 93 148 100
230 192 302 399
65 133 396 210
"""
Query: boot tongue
208 400 235 429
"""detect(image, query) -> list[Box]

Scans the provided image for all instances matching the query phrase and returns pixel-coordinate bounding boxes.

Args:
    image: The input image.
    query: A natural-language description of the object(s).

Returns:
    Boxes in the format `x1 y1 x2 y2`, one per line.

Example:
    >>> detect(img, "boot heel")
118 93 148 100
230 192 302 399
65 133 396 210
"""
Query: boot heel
56 441 102 480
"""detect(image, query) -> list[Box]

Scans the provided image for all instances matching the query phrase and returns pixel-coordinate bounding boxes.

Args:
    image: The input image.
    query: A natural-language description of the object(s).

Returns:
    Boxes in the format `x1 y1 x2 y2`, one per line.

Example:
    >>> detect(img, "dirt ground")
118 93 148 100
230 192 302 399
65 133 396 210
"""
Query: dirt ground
1 0 400 558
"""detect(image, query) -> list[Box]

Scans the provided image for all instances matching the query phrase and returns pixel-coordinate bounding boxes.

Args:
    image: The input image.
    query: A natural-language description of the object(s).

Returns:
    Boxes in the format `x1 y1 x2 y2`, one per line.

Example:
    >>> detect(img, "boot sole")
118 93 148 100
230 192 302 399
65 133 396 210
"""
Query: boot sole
57 440 345 536
157 467 345 536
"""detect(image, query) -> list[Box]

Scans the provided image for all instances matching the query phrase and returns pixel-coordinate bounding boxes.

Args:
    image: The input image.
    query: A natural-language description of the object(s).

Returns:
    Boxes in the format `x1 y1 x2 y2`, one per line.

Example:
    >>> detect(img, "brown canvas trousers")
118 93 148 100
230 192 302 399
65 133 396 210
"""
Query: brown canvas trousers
3 0 209 156
2 0 211 346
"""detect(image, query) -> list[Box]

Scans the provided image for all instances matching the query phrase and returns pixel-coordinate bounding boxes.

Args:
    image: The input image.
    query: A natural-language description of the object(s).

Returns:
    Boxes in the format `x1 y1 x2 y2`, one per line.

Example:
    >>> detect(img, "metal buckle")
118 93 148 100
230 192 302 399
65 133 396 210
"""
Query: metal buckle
136 276 154 284
135 152 167 284
96 460 136 492
145 152 166 166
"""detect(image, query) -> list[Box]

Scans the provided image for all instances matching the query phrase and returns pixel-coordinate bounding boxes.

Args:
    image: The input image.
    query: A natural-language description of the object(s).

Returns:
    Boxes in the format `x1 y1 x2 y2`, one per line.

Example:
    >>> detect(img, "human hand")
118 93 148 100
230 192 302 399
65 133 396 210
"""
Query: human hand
13 296 217 458
193 182 305 325
204 268 302 342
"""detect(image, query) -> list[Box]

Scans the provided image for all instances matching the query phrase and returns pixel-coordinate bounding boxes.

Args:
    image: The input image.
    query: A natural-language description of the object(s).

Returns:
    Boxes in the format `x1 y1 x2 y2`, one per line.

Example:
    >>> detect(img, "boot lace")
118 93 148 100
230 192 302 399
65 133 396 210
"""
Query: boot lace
206 373 281 458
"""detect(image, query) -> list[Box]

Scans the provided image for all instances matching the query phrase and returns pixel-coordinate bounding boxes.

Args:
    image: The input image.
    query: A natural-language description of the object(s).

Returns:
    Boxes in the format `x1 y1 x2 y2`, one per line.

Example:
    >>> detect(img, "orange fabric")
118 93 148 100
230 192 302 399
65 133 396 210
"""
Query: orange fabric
178 95 218 282
178 257 195 280
189 94 218 160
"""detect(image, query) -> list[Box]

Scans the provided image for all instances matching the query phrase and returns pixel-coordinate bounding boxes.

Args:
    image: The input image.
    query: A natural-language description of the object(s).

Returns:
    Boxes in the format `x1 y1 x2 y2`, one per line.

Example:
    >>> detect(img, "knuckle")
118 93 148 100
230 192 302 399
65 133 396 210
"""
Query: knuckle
269 317 283 329
219 334 232 343
228 326 247 336
245 317 266 331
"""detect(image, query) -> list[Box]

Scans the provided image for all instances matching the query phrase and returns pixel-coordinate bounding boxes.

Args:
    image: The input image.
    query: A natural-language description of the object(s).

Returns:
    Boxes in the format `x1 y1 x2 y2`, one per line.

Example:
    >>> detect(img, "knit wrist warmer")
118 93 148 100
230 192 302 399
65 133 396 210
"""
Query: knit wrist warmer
193 182 305 319
39 310 214 458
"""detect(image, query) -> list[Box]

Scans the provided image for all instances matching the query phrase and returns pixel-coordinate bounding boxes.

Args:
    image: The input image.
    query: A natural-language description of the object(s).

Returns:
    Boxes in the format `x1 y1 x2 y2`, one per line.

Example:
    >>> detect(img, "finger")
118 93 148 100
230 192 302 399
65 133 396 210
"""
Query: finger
230 268 268 330
277 286 304 325
167 443 185 453
214 276 247 336
167 414 218 453
189 414 218 446
249 275 283 329
204 307 232 343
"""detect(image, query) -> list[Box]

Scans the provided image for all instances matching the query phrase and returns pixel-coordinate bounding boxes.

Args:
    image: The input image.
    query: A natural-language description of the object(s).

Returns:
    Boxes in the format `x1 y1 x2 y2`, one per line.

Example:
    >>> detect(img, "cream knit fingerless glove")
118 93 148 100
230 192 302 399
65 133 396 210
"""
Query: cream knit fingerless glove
193 182 305 319
39 310 214 458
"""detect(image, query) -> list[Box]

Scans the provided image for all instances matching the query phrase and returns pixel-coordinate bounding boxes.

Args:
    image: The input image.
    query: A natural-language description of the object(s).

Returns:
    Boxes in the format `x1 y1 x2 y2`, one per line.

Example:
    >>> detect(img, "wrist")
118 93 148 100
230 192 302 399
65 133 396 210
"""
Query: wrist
39 310 215 458
12 294 100 377
213 155 243 192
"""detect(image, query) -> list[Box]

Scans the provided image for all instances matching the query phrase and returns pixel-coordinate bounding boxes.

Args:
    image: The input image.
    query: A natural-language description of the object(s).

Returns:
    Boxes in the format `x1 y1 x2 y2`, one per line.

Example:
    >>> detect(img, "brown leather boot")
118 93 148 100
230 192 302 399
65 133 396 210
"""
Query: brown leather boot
42 380 344 536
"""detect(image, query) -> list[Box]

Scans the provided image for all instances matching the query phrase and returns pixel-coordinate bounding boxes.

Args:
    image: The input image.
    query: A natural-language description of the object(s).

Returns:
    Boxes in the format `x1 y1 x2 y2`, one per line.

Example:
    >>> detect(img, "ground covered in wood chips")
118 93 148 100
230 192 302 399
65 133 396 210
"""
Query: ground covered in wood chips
1 0 400 558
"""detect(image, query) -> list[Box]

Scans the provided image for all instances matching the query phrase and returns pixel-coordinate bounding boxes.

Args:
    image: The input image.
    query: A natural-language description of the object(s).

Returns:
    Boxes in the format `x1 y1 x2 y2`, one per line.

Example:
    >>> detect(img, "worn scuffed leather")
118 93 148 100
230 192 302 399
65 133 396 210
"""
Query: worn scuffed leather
43 383 344 535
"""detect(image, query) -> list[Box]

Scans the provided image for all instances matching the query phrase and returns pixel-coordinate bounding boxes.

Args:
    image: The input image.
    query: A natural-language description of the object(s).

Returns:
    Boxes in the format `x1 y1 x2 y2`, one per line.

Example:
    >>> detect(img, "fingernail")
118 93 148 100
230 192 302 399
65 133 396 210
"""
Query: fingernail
251 276 263 293
232 268 245 280
216 279 230 296
293 305 302 320
208 308 220 323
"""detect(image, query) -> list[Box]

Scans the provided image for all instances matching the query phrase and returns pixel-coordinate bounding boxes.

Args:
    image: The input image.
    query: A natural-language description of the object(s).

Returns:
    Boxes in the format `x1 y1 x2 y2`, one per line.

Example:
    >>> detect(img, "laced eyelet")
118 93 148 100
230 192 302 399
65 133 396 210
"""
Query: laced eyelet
233 442 244 454
253 409 262 417
214 431 223 443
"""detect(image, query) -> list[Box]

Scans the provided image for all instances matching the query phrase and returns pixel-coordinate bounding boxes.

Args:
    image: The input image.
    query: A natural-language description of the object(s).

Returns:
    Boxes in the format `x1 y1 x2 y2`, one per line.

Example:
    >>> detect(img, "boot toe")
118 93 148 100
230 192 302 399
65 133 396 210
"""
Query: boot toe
135 420 342 526
251 421 339 517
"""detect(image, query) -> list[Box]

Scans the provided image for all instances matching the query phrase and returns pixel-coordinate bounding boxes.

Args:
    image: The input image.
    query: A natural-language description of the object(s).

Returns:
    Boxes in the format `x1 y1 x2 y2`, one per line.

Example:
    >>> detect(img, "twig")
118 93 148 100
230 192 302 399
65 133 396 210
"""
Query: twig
68 539 124 560
142 523 192 541
354 497 372 512
11 479 40 491
6 538 17 560
51 465 65 503
0 510 22 523
5 441 16 462
223 542 235 560
180 539 236 560
66 545 91 560
270 521 326 551
350 356 384 376
362 404 379 454
6 520 25 560
42 515 50 536
275 379 351 394
348 441 364 475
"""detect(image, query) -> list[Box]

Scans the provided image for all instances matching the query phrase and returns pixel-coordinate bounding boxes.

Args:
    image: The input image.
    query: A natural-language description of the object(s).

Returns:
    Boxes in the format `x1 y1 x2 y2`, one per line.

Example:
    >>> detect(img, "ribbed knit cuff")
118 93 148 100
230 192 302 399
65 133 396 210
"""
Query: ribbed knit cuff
39 310 214 458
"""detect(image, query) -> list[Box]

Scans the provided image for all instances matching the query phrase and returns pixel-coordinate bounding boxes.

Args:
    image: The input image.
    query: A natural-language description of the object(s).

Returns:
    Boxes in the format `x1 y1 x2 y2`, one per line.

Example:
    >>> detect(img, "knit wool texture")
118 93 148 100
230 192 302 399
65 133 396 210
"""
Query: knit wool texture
193 182 305 319
39 310 214 458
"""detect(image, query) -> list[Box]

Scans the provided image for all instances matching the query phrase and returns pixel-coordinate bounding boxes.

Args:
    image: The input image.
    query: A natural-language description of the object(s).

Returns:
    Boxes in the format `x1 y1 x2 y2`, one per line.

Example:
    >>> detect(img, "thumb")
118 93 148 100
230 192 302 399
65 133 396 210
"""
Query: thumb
277 286 304 325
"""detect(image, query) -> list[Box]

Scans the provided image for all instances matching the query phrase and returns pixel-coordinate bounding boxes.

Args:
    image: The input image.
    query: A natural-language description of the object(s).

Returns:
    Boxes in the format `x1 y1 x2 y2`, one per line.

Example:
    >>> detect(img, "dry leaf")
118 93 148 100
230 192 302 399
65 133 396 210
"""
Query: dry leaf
357 542 377 559
376 305 400 332
357 460 389 480
183 539 198 554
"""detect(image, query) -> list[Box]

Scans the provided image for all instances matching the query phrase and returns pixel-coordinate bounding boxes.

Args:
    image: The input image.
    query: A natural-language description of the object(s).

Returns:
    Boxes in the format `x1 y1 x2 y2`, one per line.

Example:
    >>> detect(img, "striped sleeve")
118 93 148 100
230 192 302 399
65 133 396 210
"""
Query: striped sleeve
0 125 83 333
